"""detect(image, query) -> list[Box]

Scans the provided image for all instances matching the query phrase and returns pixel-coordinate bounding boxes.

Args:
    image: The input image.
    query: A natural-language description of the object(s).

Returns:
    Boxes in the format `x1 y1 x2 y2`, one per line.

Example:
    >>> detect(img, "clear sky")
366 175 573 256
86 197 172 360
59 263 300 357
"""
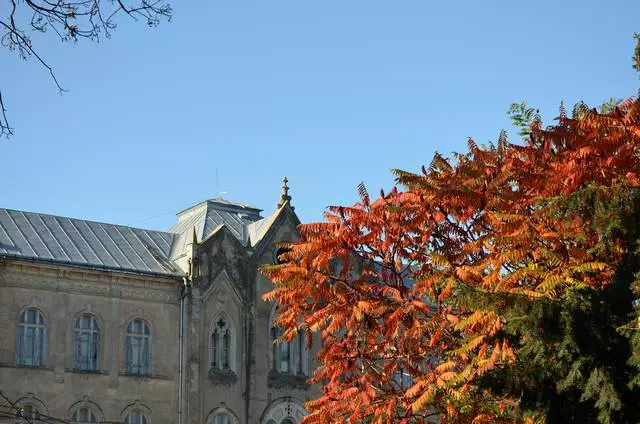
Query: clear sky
2 1 639 230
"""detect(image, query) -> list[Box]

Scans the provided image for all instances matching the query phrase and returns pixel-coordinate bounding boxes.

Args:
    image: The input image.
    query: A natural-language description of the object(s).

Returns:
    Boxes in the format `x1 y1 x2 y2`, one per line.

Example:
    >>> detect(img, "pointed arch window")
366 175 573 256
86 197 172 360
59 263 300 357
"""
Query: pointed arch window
16 308 46 367
210 314 235 372
125 319 151 376
73 314 100 371
269 306 308 375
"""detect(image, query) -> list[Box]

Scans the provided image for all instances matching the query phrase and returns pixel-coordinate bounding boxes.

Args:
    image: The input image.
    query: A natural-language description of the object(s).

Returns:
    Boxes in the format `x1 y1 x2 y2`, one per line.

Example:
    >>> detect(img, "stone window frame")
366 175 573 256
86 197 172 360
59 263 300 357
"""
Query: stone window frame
71 407 98 423
68 398 105 424
260 398 307 424
120 402 151 424
124 318 152 376
16 307 47 367
268 305 308 376
205 406 240 424
15 394 49 423
72 312 102 372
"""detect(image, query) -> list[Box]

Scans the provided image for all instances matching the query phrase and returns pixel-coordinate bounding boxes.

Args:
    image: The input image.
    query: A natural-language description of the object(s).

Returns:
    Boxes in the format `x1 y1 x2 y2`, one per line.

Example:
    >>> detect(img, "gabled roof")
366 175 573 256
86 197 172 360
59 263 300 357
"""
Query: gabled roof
168 198 264 256
0 208 179 277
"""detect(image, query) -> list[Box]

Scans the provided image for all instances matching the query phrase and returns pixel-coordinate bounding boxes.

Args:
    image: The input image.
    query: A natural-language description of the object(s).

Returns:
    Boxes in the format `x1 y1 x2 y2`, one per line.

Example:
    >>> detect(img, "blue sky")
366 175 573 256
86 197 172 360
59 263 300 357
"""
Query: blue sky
2 1 639 229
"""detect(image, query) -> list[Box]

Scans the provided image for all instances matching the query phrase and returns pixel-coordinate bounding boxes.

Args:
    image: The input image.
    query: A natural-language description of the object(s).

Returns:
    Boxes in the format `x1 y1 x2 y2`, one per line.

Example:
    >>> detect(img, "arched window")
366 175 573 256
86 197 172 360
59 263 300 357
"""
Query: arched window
73 314 100 371
209 314 235 372
205 408 238 424
213 412 230 424
73 407 98 424
123 410 147 424
261 399 307 424
270 306 307 375
19 404 41 422
16 308 46 367
125 319 151 376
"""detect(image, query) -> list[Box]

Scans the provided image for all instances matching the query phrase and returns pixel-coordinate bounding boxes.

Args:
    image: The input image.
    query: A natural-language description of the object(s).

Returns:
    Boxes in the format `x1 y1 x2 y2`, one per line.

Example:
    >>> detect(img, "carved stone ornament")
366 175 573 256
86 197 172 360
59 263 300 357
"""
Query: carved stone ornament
215 286 228 304
267 369 308 390
208 367 238 385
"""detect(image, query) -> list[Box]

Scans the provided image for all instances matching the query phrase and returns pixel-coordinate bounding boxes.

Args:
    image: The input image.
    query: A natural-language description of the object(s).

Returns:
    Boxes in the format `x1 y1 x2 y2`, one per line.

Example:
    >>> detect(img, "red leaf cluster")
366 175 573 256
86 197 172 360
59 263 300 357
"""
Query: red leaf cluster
262 97 640 423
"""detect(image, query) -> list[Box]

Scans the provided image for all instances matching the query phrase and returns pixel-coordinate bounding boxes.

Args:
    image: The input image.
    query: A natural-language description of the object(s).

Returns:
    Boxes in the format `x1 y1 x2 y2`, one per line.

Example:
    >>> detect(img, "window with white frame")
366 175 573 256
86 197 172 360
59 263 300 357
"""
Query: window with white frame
73 314 100 371
72 407 98 424
125 319 151 375
123 410 147 424
16 308 46 367
269 306 307 375
210 314 235 371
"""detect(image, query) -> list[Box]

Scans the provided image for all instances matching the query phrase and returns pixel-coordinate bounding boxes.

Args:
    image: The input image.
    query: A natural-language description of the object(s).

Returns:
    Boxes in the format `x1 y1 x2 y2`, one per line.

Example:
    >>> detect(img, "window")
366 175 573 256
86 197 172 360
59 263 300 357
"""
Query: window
270 306 307 375
393 368 413 389
123 410 147 424
16 308 46 367
213 412 230 424
73 314 100 371
19 404 41 422
73 407 98 424
125 319 151 375
209 315 235 372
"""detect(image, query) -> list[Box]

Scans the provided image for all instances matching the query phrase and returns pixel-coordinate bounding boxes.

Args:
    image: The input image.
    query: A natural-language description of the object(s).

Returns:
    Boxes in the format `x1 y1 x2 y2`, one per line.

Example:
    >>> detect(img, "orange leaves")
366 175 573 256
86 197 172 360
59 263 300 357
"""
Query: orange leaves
261 96 640 423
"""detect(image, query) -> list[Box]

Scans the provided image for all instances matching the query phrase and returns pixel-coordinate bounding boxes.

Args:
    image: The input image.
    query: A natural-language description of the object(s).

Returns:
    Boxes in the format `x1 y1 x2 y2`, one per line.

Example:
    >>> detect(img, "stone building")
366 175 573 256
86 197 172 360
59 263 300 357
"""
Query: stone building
0 179 317 424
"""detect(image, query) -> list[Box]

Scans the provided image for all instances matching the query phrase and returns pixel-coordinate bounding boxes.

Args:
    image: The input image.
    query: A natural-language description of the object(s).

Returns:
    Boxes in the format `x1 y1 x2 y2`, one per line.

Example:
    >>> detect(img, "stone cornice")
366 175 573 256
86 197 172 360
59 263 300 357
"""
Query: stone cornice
0 259 181 303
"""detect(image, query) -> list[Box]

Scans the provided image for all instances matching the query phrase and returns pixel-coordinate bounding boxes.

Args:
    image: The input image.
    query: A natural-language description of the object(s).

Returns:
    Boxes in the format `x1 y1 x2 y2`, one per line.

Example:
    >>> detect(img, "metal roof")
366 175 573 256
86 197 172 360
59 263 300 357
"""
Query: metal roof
0 198 289 276
168 199 264 253
0 208 179 276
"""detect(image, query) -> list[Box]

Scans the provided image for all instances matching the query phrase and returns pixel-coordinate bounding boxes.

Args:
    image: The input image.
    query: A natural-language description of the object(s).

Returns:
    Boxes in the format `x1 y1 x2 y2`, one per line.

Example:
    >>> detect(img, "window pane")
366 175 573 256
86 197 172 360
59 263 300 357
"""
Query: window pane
212 331 218 368
223 330 230 369
27 309 36 324
143 336 150 374
26 327 35 365
214 413 229 424
280 342 290 373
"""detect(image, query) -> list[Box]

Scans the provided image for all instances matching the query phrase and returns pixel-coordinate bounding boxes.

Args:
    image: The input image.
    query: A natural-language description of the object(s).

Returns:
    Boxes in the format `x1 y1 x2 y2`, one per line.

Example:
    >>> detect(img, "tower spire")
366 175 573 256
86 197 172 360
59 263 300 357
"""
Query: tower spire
277 176 293 209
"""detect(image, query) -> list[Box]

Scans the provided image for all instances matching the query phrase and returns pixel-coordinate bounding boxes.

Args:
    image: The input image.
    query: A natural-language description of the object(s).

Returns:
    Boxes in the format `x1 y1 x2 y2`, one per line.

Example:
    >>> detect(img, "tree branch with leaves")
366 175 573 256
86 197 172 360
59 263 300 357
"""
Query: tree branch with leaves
1 0 171 137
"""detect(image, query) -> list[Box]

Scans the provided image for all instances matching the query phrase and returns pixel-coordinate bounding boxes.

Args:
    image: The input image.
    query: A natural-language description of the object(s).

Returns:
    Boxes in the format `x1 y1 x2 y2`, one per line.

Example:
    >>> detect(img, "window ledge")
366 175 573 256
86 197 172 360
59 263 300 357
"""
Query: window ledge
208 367 238 385
119 372 170 380
268 369 308 389
1 363 52 371
67 368 108 375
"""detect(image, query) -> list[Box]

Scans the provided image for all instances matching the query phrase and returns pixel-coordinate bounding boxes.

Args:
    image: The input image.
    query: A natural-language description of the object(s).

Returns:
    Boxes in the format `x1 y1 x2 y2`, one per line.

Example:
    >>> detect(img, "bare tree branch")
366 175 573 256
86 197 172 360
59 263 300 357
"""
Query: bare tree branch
1 0 172 137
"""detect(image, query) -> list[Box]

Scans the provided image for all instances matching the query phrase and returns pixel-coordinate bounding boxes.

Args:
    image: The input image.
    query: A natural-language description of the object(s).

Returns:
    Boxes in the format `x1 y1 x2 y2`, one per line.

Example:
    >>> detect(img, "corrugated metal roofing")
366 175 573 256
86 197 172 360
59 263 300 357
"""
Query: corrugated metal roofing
0 208 179 276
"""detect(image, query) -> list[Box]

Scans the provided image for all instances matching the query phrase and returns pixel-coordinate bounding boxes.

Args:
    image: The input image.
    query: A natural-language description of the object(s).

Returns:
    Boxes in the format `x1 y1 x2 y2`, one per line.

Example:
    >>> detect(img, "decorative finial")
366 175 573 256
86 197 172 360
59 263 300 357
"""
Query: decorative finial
277 176 293 209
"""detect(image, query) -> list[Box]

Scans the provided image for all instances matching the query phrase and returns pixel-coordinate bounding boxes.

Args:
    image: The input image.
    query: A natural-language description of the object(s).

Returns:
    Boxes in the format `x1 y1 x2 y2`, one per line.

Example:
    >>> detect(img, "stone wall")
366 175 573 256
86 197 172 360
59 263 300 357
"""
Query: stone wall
0 259 181 423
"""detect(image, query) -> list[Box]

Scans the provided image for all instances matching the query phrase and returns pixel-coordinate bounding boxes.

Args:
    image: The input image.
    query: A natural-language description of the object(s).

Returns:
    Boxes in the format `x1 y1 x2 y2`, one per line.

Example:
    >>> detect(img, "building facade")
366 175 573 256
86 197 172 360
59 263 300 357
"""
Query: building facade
0 179 317 424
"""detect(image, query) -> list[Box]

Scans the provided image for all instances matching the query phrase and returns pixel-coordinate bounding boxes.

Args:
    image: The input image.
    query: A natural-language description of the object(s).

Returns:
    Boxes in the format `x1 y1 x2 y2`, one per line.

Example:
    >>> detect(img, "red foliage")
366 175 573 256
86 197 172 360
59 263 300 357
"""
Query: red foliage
262 97 640 423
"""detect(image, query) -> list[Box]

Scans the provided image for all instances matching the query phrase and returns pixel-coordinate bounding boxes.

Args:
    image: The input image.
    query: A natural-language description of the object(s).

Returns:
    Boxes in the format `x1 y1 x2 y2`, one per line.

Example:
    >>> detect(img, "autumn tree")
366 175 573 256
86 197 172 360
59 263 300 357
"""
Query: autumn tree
1 0 171 137
263 83 640 422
